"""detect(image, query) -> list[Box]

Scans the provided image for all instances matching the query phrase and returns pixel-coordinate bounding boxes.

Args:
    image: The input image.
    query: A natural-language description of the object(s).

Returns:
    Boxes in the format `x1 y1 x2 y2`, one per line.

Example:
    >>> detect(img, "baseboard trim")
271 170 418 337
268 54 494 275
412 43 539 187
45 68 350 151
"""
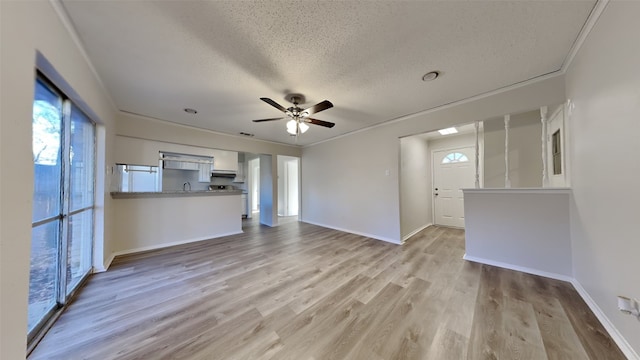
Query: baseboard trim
112 231 244 258
462 254 573 283
570 280 640 360
463 254 638 358
93 253 115 273
300 219 402 245
402 223 432 243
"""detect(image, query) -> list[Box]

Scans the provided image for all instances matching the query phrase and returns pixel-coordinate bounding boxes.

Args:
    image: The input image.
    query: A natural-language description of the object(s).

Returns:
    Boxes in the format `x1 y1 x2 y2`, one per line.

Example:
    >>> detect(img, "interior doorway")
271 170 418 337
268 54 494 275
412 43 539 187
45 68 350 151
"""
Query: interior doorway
399 124 480 240
247 157 260 218
277 155 300 221
433 147 475 228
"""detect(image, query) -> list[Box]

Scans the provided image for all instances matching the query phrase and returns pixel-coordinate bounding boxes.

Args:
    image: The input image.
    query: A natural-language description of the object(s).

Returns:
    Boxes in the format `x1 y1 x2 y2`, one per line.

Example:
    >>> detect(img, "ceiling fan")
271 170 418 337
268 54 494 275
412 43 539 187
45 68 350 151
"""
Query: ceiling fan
252 93 335 136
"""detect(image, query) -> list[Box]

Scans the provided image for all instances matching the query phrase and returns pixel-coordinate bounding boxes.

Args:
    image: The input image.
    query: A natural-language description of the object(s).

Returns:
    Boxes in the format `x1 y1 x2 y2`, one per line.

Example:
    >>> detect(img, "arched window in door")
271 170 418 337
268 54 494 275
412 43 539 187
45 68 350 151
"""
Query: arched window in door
442 152 469 164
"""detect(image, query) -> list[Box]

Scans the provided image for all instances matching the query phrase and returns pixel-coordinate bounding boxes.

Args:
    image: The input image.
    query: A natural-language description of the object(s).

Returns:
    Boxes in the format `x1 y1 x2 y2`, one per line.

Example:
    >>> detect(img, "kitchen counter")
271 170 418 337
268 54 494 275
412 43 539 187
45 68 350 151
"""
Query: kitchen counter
111 190 242 199
112 190 243 254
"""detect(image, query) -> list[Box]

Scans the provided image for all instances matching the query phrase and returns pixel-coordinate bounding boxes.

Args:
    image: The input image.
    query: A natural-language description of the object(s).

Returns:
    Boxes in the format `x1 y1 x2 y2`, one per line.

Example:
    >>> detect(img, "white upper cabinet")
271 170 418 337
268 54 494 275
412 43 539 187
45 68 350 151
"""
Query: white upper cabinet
115 136 217 166
233 162 245 183
115 136 161 166
212 150 238 172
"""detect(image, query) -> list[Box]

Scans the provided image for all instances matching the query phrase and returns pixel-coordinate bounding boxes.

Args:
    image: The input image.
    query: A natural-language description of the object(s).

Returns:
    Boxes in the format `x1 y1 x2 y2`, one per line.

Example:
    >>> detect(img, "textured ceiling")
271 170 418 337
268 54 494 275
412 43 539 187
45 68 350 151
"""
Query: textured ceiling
61 0 595 146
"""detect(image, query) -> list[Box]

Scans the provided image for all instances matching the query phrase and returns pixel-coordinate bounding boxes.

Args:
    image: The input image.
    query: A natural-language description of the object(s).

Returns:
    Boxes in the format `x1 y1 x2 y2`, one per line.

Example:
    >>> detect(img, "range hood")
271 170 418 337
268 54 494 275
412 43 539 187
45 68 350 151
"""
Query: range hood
211 170 236 178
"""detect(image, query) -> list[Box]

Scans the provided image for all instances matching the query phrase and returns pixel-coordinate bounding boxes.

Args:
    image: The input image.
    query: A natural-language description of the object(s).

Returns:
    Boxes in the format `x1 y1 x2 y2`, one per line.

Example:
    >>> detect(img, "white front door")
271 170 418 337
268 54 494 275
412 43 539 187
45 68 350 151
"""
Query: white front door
433 147 475 228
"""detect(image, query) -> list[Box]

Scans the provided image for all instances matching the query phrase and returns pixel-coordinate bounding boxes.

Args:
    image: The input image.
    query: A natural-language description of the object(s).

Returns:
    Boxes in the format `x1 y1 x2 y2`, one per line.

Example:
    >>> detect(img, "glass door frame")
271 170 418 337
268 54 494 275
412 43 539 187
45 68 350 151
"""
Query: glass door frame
28 73 96 347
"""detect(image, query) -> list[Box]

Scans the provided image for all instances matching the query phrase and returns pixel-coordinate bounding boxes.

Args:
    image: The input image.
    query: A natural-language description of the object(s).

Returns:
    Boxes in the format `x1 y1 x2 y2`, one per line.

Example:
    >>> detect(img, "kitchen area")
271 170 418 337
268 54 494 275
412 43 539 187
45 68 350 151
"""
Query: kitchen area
110 136 258 254
157 150 250 219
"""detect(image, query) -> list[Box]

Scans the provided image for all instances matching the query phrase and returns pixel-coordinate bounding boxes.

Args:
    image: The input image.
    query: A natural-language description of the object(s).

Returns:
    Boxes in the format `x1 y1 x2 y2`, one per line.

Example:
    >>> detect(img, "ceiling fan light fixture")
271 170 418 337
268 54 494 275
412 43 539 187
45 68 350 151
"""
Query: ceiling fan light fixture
286 119 309 135
286 119 298 135
299 121 309 133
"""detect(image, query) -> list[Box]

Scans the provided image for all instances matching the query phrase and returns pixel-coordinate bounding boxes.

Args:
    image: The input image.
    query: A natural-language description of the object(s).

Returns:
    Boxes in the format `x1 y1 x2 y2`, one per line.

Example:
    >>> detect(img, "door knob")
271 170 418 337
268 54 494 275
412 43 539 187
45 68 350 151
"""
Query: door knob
435 193 439 196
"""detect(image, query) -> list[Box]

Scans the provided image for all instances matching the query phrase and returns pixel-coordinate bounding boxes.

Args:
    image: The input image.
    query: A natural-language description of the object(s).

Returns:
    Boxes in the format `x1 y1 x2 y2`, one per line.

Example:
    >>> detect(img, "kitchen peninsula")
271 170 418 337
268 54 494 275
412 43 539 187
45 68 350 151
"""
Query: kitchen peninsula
109 135 251 257
110 188 243 256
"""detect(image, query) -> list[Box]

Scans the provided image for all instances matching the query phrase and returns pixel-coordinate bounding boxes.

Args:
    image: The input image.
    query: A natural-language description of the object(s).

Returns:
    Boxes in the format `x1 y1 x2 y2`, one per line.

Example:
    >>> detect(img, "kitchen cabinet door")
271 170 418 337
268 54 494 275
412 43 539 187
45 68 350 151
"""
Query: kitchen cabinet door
212 150 238 171
233 162 245 183
198 164 212 182
115 136 160 166
241 194 248 217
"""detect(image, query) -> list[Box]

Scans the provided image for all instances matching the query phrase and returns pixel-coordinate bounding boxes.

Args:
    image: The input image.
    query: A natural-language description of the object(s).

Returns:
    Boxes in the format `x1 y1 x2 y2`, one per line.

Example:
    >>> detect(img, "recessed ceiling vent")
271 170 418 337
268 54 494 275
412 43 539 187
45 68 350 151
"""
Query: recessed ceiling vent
422 71 440 82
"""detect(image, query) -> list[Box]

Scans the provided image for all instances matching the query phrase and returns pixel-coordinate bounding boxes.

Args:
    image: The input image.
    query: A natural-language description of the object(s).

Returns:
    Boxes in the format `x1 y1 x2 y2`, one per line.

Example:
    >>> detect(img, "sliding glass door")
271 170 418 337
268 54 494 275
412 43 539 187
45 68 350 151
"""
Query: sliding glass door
65 106 95 293
29 75 95 341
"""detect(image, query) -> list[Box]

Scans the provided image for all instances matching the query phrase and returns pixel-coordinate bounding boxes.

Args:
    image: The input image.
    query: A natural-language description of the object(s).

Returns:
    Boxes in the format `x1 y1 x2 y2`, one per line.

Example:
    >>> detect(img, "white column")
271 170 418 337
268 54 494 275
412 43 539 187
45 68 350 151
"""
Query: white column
504 114 511 188
474 121 480 188
540 106 549 187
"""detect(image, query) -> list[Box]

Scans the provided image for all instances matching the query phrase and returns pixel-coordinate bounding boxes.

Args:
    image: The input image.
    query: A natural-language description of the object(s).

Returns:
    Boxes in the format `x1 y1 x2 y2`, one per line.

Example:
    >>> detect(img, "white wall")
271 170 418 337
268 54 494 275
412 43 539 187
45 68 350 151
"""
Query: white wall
113 195 241 254
117 112 301 158
259 154 277 226
484 110 543 188
0 1 117 358
565 2 640 356
400 136 430 240
463 189 572 278
302 75 565 243
428 132 476 153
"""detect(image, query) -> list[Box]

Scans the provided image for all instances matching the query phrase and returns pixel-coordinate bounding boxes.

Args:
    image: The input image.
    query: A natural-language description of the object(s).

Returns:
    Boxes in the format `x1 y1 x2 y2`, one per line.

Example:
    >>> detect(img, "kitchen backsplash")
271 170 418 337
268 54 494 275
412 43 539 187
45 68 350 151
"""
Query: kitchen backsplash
162 168 248 192
162 169 209 191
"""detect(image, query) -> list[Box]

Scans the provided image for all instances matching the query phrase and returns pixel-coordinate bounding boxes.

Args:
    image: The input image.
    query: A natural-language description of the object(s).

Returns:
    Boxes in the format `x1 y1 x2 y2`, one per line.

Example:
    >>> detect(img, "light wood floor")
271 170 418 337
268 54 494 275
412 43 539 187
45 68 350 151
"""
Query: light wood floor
29 220 625 359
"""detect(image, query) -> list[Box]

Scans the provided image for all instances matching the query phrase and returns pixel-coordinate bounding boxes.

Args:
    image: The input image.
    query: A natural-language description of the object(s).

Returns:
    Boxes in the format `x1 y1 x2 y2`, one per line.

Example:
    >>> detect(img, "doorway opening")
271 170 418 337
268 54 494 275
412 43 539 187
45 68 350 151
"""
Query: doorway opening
399 124 479 241
247 156 260 218
277 155 300 224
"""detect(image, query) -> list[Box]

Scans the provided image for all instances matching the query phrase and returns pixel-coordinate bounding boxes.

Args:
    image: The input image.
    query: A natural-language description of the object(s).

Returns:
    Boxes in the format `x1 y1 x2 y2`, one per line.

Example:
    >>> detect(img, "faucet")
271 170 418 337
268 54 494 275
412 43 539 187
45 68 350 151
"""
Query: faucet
183 182 191 191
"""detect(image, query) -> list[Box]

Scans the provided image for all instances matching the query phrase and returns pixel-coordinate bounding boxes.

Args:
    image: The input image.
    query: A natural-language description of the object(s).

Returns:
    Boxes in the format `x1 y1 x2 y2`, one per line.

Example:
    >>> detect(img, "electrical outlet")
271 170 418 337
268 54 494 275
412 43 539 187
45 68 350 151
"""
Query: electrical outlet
617 296 640 319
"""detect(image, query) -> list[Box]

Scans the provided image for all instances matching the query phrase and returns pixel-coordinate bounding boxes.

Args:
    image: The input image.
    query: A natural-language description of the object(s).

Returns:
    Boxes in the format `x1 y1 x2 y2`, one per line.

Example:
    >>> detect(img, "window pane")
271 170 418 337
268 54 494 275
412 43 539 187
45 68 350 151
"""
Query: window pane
32 80 62 222
66 210 93 293
117 164 159 192
442 152 469 164
69 106 95 210
28 221 60 333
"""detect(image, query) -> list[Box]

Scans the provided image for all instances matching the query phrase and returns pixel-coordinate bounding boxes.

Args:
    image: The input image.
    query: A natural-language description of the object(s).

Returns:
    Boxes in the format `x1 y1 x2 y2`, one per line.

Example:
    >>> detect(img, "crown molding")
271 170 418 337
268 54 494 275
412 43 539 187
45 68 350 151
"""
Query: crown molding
49 0 118 111
305 0 610 149
119 110 302 149
561 0 610 73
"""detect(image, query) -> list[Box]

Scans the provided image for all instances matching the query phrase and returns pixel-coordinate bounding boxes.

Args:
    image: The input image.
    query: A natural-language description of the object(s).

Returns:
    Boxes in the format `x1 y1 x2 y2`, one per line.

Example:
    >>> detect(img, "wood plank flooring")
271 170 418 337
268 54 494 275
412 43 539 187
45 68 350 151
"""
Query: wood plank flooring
29 219 625 359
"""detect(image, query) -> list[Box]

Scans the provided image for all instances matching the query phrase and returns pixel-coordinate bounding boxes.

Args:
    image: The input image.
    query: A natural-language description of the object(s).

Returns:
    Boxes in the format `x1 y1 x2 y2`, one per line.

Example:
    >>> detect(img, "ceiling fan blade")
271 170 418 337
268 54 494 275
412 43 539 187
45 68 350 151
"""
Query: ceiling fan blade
307 118 335 128
252 117 284 122
302 100 333 116
260 98 287 113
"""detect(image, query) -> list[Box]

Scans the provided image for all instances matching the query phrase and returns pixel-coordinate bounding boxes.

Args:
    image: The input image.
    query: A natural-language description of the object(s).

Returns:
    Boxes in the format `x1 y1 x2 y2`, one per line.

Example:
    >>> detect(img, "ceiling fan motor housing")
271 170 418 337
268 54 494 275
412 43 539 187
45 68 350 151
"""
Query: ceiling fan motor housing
284 93 305 105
